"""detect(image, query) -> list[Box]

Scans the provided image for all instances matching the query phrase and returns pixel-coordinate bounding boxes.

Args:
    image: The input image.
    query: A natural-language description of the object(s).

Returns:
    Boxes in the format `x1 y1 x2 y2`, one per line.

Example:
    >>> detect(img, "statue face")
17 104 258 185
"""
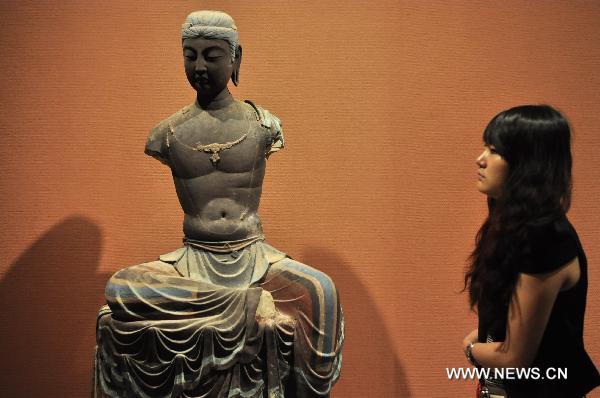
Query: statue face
183 37 234 99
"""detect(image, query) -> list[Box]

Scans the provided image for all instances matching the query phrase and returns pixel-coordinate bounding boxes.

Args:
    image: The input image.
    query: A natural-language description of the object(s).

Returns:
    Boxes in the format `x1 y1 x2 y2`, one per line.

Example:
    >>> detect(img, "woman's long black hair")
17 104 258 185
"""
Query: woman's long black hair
464 105 572 336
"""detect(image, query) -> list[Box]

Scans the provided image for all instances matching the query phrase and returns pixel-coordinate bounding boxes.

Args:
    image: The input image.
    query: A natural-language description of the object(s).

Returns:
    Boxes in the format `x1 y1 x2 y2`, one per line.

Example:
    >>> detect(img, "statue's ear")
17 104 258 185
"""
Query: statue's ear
232 45 242 86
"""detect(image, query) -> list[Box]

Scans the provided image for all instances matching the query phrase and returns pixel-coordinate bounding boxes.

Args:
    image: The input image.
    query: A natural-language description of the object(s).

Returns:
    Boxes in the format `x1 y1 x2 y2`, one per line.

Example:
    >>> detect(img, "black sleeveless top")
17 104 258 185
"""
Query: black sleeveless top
478 216 600 397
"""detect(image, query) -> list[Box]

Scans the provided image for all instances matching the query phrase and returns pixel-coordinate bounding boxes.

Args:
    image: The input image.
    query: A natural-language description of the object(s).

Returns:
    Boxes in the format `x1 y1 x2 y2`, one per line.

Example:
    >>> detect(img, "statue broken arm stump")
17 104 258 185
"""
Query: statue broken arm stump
94 10 344 398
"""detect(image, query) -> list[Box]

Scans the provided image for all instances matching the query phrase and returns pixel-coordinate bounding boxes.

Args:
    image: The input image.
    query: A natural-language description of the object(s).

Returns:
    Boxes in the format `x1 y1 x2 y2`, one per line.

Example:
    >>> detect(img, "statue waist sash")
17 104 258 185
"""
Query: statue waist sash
159 236 287 289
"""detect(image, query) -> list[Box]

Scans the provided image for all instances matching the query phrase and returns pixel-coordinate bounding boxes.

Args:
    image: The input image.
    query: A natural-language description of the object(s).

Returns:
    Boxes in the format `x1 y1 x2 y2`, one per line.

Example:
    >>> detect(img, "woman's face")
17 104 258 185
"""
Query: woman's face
476 145 509 198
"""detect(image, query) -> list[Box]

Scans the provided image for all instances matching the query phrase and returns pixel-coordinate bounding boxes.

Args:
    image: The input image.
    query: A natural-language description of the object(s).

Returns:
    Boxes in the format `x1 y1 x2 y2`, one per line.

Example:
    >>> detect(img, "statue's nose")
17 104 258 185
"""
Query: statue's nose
194 59 207 73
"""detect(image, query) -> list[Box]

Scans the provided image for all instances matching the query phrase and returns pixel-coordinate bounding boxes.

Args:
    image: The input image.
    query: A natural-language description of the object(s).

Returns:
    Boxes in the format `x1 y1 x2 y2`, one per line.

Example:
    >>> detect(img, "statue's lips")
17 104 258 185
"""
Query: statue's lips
194 78 210 86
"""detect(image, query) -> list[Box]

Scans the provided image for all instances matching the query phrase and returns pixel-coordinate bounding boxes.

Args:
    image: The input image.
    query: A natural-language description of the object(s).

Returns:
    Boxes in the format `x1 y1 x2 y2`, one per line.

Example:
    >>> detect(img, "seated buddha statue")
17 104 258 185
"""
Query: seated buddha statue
94 10 344 398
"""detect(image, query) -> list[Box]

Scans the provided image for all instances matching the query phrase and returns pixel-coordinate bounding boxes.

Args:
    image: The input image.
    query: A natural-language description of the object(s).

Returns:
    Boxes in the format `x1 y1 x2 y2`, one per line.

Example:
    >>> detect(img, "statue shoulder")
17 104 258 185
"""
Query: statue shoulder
244 100 285 156
145 104 196 165
152 104 197 134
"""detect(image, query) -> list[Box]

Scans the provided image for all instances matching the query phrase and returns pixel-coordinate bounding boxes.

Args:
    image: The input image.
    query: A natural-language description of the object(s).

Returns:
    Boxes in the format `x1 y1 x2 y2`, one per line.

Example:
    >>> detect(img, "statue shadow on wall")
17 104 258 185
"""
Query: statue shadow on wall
0 217 411 397
0 216 109 397
302 247 412 398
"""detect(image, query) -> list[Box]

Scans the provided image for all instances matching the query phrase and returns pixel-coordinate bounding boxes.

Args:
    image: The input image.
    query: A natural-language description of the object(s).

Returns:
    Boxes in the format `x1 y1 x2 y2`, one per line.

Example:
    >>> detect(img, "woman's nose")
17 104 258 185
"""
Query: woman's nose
476 150 487 167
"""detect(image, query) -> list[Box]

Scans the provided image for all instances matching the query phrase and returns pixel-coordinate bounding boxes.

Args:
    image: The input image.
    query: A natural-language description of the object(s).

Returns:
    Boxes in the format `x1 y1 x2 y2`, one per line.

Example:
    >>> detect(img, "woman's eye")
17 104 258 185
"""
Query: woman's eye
485 145 498 154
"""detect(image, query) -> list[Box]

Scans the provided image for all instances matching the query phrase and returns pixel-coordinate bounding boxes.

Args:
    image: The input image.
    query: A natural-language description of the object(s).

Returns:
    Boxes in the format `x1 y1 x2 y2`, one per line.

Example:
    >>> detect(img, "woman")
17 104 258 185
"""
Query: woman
463 105 600 397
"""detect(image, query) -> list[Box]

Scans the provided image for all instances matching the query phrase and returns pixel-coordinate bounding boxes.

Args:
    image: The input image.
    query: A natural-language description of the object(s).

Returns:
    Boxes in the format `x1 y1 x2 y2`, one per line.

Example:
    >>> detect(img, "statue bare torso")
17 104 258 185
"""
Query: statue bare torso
145 99 279 241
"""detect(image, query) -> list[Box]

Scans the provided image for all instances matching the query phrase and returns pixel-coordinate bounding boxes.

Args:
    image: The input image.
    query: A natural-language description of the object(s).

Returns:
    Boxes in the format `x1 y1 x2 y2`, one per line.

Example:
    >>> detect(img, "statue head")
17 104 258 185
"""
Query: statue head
181 11 242 102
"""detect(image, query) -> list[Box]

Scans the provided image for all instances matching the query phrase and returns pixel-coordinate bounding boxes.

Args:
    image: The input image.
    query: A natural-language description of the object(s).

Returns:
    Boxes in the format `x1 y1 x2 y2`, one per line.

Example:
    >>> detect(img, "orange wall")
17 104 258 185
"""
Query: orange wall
1 1 600 397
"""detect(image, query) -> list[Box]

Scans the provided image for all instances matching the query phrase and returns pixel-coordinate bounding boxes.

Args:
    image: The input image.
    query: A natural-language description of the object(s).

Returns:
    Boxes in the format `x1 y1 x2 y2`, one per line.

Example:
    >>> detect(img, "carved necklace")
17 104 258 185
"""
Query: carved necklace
167 110 250 165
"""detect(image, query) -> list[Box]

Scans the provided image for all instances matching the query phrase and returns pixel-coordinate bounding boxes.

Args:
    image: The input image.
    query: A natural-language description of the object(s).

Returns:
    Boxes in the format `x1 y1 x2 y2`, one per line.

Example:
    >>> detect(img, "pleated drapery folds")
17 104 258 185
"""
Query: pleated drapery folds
94 242 343 397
